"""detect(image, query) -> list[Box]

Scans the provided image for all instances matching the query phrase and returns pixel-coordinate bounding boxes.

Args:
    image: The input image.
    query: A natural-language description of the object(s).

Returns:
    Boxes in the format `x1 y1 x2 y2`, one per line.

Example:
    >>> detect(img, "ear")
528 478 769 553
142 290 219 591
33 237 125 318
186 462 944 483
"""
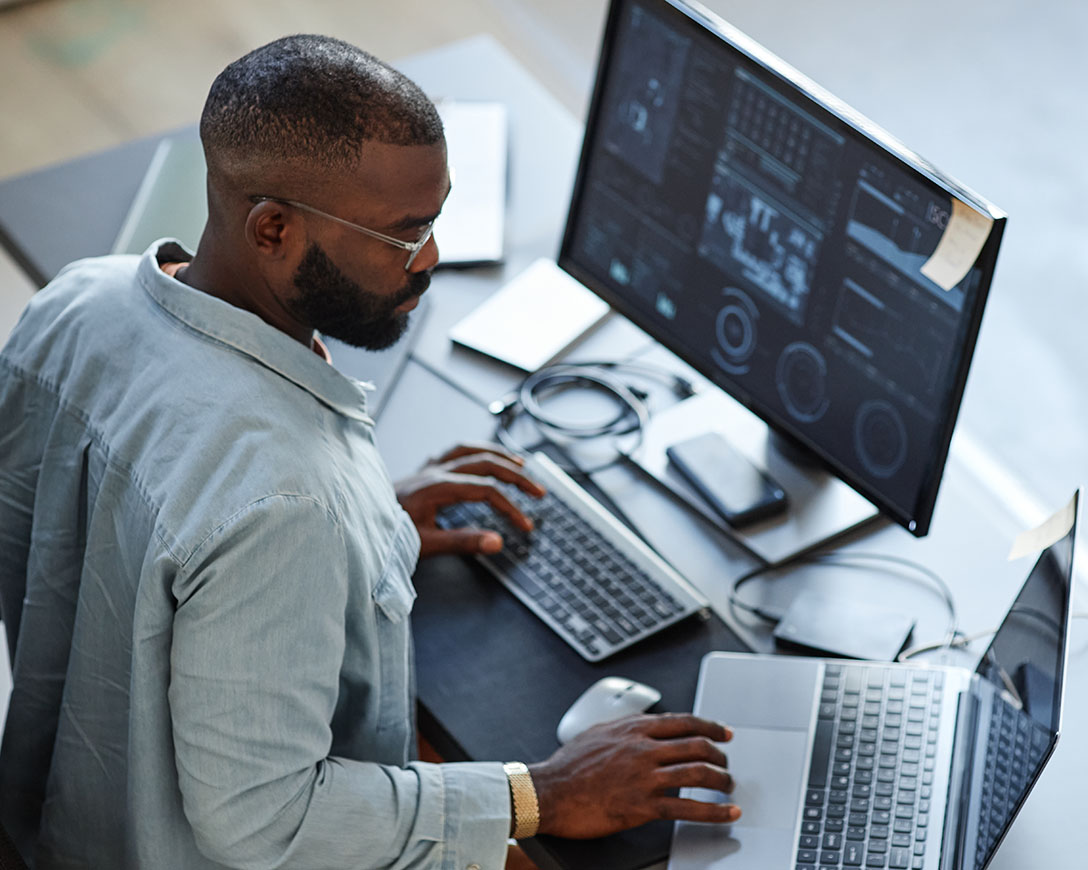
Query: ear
244 200 303 262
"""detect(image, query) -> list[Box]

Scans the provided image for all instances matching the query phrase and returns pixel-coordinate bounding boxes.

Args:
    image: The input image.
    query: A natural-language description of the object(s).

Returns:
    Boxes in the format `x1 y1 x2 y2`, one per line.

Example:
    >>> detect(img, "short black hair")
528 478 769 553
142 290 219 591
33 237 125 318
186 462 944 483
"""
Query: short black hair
200 34 444 172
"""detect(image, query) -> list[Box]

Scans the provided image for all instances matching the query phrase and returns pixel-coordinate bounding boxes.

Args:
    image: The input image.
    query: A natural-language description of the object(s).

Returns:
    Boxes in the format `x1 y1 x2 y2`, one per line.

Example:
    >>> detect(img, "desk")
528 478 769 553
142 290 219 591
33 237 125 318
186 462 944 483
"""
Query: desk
2 33 1085 870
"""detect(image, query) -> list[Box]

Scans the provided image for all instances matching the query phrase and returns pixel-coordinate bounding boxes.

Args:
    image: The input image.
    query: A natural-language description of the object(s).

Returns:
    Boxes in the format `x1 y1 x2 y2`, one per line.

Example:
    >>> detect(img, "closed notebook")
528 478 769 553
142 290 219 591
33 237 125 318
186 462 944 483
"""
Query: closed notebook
449 258 610 371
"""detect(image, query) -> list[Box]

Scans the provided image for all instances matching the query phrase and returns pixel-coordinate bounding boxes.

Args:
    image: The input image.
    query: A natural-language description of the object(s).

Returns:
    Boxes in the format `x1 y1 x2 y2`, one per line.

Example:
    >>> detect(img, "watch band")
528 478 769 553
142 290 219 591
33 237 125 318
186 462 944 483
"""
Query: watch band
502 761 540 839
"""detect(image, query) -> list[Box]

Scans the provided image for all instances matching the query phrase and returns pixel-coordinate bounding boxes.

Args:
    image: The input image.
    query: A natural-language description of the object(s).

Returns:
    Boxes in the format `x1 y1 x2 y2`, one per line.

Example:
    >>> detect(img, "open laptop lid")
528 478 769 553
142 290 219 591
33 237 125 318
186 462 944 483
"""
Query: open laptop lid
955 490 1079 869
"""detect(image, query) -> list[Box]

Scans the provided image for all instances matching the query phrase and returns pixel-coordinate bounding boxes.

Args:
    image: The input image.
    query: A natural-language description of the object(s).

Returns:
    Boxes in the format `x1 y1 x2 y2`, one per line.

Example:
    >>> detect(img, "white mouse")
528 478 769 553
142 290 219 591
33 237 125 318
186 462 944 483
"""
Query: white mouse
556 676 662 744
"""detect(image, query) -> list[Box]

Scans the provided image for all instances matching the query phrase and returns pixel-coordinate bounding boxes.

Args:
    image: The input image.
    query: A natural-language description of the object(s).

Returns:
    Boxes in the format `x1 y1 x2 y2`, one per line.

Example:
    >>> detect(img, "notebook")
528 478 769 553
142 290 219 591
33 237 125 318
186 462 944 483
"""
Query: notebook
669 492 1078 870
432 100 508 267
448 258 610 371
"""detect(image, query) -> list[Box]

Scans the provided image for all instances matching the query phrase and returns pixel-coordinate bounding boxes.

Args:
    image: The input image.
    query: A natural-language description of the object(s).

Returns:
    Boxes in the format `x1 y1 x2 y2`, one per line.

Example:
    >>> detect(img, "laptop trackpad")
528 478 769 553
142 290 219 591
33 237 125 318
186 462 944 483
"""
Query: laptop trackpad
670 726 809 869
696 655 821 730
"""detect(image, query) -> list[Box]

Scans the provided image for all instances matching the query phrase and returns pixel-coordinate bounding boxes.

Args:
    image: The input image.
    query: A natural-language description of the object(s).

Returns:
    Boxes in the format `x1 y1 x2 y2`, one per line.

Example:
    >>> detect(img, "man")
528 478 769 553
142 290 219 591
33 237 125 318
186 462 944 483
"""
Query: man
0 35 740 869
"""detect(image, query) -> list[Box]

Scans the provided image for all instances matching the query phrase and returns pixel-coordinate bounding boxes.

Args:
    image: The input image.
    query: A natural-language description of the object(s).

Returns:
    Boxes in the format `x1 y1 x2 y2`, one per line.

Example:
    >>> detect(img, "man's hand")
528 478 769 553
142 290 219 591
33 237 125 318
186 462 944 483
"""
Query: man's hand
395 443 546 558
527 713 739 839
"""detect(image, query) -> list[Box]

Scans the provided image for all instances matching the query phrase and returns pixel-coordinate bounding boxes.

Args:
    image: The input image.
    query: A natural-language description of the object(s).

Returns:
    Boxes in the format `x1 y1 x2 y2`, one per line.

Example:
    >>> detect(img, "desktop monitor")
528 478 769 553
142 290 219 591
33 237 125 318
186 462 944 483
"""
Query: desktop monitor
558 0 1006 537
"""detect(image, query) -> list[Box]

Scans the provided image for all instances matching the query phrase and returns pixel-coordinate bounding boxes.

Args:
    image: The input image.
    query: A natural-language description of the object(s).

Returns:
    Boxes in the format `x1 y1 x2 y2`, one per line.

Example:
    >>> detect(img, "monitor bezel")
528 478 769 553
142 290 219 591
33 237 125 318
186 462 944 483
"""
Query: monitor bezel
557 0 1007 536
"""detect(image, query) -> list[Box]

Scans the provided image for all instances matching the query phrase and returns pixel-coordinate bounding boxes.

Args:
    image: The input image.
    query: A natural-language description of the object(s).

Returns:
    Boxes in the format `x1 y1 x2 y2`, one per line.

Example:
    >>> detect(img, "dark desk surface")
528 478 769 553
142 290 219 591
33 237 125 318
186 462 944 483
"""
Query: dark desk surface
2 33 1084 870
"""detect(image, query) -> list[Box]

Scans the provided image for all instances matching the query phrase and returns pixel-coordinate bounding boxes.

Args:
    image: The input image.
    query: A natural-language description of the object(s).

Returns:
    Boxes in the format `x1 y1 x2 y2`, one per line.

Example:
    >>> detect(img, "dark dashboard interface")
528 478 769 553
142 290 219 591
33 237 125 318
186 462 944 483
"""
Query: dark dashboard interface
559 0 1006 535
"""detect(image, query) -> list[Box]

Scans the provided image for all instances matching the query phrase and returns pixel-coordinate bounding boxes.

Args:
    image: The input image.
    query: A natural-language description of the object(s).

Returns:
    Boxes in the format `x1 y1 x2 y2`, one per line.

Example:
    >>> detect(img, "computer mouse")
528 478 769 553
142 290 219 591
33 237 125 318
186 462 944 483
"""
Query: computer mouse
556 676 662 744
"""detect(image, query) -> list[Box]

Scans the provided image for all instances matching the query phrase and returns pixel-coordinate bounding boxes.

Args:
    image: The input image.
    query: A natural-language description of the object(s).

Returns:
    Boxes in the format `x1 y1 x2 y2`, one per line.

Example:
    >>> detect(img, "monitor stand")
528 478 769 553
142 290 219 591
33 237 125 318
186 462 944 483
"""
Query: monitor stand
628 389 882 564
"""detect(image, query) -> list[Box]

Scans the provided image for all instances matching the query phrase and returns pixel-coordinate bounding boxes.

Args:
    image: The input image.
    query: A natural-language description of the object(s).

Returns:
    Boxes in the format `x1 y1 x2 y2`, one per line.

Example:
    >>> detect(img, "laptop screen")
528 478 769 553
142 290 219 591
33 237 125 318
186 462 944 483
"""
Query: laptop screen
961 496 1077 868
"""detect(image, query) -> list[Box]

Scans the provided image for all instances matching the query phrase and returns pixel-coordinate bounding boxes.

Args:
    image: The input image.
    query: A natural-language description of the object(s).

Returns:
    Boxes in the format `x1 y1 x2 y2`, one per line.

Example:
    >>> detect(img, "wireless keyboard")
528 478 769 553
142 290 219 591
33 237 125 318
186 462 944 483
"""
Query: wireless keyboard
437 452 708 661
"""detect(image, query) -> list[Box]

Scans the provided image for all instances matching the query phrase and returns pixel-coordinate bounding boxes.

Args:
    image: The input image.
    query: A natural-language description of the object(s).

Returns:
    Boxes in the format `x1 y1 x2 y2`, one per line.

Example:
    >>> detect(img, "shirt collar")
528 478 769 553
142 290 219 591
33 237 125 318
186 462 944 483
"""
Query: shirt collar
138 240 374 424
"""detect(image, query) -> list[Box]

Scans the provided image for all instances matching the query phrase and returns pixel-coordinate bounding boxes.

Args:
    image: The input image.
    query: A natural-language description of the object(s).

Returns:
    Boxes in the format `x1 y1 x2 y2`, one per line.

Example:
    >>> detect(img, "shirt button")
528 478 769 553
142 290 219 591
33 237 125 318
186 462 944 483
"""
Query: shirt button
466 864 481 870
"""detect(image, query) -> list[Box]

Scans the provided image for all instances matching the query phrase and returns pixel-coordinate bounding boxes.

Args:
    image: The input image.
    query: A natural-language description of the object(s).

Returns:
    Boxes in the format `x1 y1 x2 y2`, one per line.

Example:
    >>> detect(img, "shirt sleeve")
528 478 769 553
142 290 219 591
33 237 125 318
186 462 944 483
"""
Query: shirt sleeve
168 493 511 870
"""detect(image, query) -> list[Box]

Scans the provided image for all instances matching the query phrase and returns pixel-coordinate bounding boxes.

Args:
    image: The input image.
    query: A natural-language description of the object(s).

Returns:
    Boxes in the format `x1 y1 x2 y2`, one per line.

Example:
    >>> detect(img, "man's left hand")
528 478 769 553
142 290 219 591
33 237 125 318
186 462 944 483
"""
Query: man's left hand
395 443 546 558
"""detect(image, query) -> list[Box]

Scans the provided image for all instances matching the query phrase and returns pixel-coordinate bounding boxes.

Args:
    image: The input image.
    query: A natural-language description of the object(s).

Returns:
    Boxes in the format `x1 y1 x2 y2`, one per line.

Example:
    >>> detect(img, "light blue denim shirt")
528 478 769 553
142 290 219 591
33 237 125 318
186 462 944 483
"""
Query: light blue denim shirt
0 241 510 870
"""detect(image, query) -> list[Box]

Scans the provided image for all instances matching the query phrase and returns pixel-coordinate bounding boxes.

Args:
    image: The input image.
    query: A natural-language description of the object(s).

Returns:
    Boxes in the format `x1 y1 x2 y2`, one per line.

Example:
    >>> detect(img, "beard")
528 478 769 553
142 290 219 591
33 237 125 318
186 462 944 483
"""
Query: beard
288 242 431 350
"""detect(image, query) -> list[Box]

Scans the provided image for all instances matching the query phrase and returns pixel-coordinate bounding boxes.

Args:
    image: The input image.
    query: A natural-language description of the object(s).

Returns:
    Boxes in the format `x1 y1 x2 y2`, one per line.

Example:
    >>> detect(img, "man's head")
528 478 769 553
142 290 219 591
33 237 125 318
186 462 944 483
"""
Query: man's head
196 35 449 349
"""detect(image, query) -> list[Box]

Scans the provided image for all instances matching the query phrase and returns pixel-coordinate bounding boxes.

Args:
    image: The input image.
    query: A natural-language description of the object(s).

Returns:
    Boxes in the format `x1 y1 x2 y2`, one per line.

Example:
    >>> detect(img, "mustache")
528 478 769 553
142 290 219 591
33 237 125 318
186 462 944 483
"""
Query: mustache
407 269 432 298
388 270 432 309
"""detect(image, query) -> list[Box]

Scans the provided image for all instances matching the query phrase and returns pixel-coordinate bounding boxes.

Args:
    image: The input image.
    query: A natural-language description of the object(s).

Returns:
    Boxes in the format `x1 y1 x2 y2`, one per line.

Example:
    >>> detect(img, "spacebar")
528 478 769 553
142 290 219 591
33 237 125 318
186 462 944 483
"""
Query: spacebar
808 719 834 788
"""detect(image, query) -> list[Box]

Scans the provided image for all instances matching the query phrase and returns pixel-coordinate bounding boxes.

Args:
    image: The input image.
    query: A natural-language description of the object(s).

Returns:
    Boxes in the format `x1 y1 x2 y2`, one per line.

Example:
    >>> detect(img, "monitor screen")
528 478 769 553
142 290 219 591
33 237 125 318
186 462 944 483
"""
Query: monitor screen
558 0 1006 536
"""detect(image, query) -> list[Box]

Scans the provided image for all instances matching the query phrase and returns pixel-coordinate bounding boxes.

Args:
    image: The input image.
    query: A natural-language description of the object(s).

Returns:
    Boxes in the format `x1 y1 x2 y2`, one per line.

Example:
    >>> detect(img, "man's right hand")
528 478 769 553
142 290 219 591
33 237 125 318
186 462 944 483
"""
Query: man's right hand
526 713 740 839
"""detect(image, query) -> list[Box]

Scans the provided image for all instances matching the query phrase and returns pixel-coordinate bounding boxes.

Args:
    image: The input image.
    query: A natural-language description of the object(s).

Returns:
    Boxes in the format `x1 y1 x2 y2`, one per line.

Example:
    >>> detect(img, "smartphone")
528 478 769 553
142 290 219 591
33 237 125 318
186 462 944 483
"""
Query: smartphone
665 431 788 528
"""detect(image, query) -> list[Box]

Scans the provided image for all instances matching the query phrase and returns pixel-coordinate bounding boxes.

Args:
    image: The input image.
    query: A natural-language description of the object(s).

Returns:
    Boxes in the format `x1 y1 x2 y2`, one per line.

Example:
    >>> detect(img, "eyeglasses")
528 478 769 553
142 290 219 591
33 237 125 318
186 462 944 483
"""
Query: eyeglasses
250 196 435 270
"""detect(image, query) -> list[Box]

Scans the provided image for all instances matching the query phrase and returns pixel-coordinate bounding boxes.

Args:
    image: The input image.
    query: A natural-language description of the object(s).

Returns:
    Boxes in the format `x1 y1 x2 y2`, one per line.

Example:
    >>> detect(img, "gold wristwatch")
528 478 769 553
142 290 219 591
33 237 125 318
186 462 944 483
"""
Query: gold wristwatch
502 761 540 839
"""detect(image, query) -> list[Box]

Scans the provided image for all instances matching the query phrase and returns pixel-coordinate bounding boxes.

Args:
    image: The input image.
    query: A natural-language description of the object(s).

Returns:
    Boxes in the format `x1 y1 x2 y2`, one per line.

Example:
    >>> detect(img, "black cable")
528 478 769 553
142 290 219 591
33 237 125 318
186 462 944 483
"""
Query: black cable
492 359 694 475
728 549 960 658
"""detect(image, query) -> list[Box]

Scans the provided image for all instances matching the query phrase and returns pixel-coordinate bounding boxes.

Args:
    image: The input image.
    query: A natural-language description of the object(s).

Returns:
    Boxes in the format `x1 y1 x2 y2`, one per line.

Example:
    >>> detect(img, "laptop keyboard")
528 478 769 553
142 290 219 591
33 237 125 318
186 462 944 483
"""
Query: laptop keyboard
435 452 706 661
973 699 1051 869
796 664 944 870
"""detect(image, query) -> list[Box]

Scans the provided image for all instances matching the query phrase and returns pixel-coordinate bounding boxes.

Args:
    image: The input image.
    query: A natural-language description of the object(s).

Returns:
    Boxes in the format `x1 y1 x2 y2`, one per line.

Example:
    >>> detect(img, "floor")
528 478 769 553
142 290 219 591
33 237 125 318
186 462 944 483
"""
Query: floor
0 0 1086 704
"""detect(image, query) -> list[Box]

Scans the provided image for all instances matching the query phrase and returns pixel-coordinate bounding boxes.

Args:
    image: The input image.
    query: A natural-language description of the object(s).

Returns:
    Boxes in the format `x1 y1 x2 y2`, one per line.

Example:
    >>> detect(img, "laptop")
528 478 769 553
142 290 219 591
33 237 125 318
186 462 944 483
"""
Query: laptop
669 491 1079 870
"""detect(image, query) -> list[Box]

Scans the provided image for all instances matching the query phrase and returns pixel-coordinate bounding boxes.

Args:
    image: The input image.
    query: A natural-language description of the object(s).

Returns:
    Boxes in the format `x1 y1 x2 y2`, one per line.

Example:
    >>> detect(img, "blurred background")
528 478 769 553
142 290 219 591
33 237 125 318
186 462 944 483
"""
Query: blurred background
1 0 1086 516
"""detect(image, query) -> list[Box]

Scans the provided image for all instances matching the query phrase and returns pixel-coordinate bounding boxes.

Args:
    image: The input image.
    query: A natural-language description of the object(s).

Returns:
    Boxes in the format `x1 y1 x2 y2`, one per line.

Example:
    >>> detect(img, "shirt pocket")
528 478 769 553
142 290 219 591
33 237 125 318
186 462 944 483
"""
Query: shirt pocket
370 512 420 742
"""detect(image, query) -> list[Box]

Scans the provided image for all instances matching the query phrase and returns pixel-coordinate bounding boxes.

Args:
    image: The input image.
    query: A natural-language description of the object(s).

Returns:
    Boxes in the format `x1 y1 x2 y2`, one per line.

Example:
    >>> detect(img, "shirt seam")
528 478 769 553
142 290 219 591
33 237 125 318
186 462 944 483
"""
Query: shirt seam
175 492 343 577
0 354 184 565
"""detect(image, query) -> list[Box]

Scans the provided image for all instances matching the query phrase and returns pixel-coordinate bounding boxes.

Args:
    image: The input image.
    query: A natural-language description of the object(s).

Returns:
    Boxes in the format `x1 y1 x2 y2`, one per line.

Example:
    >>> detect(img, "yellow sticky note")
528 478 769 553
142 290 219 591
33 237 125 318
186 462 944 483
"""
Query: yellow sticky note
1008 493 1078 561
920 198 993 291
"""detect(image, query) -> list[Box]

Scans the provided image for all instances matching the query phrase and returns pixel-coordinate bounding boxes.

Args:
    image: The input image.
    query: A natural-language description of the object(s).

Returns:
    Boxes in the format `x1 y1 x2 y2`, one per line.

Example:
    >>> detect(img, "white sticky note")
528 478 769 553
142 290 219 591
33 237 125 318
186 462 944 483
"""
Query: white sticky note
449 258 610 371
920 198 994 291
1007 492 1078 561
